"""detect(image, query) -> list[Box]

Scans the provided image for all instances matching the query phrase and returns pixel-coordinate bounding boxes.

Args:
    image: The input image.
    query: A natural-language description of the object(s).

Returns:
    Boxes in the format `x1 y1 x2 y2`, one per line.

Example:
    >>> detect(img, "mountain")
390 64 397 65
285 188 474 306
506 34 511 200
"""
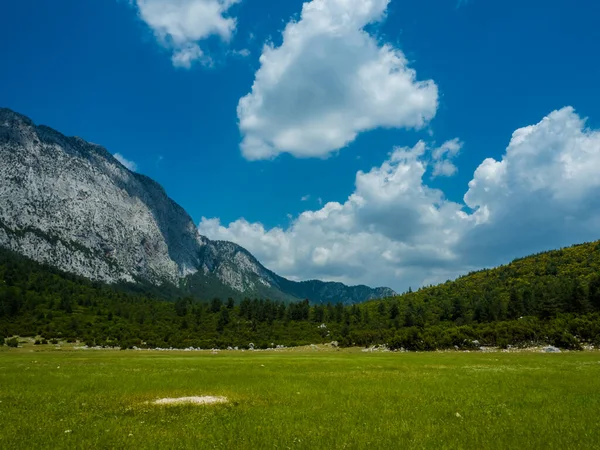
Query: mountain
270 276 396 305
0 108 395 304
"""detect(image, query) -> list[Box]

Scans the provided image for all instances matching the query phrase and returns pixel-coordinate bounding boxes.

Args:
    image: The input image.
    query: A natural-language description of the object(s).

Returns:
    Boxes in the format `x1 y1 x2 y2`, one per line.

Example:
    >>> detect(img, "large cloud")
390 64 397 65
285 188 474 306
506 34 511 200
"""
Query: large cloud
237 0 438 160
460 107 600 267
133 0 239 68
200 107 600 290
200 139 469 289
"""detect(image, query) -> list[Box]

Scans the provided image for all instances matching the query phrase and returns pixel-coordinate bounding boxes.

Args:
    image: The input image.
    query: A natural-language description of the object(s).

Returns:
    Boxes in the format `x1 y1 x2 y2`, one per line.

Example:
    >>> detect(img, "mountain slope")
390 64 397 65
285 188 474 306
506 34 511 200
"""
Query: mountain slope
0 108 394 303
0 108 202 284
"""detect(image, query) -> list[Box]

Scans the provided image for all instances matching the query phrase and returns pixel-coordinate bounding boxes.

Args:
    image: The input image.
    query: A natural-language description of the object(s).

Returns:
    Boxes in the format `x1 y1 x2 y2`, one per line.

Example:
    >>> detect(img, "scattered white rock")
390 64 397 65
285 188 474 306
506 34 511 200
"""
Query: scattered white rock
362 344 390 353
543 346 561 353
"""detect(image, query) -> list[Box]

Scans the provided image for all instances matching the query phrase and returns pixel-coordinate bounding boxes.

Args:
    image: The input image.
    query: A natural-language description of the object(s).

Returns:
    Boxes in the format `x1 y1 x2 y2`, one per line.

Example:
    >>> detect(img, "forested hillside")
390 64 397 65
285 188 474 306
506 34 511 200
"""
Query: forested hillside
380 240 600 323
2 242 600 350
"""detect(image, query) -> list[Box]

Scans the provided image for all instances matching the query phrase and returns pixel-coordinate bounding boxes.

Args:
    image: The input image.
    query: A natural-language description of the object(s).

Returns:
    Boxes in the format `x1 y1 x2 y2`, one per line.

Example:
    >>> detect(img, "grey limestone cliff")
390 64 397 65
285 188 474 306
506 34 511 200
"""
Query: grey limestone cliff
0 108 395 303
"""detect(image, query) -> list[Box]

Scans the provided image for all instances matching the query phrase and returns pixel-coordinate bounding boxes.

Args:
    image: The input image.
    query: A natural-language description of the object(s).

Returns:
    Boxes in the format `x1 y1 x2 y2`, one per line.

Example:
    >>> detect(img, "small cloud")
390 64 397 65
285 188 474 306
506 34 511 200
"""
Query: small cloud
130 0 240 69
301 195 310 202
172 44 212 68
317 197 323 206
431 138 462 178
113 153 138 172
232 48 251 58
432 160 458 177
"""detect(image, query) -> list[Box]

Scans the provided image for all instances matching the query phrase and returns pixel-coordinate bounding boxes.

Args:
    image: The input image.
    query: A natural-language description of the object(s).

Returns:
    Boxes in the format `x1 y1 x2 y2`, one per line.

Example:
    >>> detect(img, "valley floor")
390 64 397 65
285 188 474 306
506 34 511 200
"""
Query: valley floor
1 346 599 449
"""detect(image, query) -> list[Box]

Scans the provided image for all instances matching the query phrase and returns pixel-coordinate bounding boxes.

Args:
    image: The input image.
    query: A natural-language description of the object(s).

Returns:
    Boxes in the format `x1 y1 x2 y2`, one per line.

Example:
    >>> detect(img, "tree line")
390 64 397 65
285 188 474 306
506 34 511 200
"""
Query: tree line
2 241 600 350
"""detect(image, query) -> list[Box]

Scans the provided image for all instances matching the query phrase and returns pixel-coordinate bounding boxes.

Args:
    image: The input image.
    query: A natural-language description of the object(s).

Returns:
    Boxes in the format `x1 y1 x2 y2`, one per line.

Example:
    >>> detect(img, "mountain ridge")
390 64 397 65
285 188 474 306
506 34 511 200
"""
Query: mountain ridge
0 107 395 304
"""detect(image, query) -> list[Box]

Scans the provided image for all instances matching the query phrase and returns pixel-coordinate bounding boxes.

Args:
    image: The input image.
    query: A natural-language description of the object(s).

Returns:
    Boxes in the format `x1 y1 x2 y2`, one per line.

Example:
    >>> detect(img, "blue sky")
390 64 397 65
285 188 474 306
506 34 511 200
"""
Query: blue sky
1 0 599 290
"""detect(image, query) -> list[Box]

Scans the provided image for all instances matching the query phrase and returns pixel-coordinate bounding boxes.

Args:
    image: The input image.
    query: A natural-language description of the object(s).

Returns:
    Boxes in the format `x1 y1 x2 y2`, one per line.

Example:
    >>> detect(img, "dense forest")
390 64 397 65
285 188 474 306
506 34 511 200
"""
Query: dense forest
2 241 600 350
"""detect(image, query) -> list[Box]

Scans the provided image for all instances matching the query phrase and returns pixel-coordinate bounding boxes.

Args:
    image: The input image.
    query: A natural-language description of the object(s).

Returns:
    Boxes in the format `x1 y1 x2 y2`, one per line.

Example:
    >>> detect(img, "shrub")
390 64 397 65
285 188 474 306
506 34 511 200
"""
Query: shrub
6 337 19 348
497 337 510 349
550 331 582 350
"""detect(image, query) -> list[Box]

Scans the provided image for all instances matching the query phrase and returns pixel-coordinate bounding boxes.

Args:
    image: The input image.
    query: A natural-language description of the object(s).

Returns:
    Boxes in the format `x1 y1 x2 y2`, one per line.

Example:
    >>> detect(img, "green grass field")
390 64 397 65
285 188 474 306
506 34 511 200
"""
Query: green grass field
1 346 600 449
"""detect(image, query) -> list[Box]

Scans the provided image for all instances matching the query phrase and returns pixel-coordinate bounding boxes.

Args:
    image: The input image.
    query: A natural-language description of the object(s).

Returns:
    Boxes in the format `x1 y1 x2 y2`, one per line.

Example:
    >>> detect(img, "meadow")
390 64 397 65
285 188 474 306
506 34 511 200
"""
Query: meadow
1 345 600 449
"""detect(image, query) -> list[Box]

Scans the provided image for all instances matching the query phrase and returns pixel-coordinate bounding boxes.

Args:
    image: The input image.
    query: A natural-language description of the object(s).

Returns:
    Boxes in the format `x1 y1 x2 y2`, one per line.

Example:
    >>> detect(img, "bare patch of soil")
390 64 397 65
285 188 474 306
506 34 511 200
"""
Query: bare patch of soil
152 396 228 406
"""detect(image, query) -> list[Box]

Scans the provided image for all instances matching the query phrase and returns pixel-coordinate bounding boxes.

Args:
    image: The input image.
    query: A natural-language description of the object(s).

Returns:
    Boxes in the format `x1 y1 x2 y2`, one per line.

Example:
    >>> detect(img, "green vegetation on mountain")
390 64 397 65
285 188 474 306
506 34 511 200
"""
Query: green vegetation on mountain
2 241 600 350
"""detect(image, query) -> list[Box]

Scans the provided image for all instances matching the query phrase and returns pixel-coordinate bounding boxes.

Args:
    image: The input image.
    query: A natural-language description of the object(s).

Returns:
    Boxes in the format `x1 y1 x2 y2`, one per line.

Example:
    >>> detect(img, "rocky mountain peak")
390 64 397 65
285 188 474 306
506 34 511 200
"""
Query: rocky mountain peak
0 108 395 304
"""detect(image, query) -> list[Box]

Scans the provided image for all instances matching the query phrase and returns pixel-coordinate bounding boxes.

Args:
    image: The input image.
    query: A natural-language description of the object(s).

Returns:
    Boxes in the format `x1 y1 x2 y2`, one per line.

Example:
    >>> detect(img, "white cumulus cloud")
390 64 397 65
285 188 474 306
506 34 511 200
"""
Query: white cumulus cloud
237 0 438 160
460 106 600 267
133 0 239 67
113 153 138 172
200 107 600 290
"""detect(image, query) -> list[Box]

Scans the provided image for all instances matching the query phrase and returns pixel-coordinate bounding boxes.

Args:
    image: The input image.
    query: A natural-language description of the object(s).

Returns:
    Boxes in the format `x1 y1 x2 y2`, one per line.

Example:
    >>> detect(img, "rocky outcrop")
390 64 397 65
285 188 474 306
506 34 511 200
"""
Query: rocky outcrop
0 108 201 284
0 108 395 303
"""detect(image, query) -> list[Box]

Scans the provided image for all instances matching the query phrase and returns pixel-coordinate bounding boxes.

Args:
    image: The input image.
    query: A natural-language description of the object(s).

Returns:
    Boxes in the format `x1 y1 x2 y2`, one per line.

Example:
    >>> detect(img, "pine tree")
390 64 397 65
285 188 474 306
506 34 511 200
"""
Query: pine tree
589 275 600 311
389 303 400 320
507 288 524 319
568 279 587 314
217 306 230 332
210 297 222 313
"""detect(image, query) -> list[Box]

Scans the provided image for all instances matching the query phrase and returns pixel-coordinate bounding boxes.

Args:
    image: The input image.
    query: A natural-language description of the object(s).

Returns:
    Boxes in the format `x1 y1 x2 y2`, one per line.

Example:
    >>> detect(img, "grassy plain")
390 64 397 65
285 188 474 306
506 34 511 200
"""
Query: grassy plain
1 345 599 449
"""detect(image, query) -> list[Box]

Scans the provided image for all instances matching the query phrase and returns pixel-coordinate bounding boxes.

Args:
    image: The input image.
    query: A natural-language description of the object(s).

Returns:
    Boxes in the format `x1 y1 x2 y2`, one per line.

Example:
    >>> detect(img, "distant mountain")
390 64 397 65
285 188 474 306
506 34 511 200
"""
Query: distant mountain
0 108 395 304
270 276 396 305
